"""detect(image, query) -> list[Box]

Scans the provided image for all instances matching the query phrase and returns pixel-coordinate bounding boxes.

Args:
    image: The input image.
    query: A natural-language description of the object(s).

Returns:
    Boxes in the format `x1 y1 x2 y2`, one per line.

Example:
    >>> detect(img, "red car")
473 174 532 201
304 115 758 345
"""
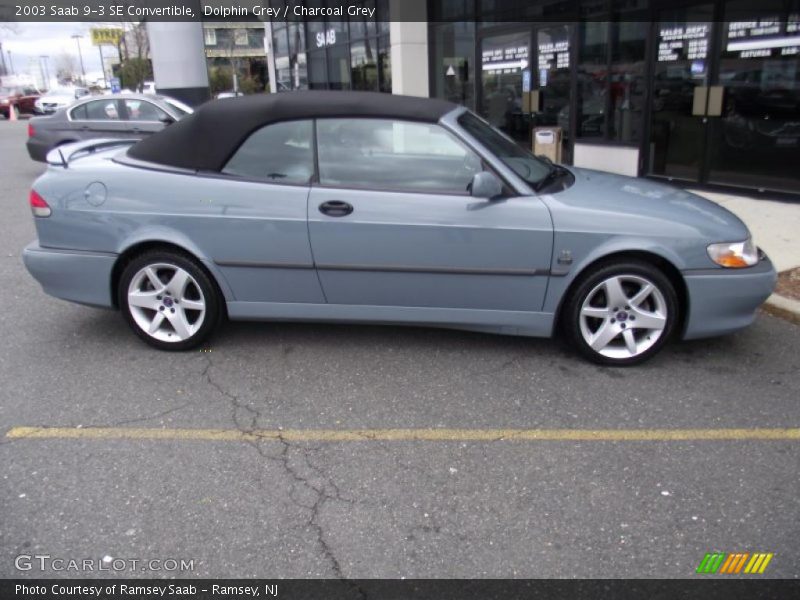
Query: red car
0 86 40 119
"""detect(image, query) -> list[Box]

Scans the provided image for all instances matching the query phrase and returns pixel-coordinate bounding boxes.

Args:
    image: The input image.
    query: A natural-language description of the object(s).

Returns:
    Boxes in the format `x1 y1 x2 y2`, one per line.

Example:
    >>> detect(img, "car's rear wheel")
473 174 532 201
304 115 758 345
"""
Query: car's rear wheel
119 250 221 351
563 260 678 366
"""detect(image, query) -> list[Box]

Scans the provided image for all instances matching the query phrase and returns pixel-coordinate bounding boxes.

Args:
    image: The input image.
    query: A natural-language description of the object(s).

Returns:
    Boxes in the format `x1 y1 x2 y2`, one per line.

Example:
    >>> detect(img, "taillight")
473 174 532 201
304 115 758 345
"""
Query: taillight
29 189 51 218
27 123 35 137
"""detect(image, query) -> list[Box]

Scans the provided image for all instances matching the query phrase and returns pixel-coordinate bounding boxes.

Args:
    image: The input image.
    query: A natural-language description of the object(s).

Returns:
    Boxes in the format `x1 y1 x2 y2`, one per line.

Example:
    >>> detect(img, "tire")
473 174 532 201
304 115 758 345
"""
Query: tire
562 260 679 366
118 249 222 351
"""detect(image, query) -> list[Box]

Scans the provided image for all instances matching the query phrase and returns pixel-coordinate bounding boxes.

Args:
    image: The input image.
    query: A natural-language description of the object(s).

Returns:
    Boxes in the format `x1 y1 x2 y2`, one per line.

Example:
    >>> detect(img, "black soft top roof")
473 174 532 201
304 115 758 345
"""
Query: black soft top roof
126 91 458 172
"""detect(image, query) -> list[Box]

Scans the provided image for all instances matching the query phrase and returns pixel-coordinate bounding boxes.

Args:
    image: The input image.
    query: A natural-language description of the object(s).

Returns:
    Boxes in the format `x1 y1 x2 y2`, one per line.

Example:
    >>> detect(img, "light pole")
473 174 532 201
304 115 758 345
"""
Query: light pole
40 55 51 90
71 34 86 84
7 50 14 75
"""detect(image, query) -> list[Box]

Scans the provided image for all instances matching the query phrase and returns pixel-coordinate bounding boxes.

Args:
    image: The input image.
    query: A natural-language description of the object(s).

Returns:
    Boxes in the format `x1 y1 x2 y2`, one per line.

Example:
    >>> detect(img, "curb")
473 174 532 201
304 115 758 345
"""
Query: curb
763 294 800 326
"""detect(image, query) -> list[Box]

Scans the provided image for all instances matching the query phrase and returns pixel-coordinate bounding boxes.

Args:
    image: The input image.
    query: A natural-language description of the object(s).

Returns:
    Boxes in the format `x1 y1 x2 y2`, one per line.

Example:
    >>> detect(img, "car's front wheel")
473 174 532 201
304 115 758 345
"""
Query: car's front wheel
563 261 678 366
119 250 221 350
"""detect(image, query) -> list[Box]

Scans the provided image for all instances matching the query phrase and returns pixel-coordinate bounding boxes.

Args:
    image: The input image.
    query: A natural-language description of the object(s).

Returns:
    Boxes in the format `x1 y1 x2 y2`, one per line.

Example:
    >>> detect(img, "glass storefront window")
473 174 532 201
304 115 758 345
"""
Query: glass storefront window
326 44 352 90
271 0 390 93
432 22 476 109
577 20 647 143
577 22 607 139
609 22 647 143
351 39 378 91
308 49 327 90
707 0 800 193
378 35 392 93
479 30 530 141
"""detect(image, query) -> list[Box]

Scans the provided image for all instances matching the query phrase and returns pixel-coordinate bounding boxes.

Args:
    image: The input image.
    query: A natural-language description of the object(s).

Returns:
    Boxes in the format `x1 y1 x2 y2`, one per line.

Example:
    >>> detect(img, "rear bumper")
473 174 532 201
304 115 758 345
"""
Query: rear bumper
22 241 117 308
682 255 777 340
26 138 50 162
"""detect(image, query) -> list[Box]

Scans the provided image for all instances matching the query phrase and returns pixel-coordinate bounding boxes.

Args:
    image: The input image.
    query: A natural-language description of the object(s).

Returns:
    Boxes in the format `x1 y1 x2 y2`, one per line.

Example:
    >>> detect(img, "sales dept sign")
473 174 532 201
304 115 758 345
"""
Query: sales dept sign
91 28 123 46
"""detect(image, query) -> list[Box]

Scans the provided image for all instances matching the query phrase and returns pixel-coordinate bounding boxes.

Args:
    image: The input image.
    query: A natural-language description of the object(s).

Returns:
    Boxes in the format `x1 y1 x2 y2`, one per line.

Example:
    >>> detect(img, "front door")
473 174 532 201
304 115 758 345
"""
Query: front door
647 3 716 183
307 117 553 313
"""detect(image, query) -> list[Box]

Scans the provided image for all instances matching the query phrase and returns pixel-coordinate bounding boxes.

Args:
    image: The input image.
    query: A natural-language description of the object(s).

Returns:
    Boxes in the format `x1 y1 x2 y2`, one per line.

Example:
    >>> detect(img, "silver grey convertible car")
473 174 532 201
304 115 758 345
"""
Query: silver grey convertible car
22 91 776 365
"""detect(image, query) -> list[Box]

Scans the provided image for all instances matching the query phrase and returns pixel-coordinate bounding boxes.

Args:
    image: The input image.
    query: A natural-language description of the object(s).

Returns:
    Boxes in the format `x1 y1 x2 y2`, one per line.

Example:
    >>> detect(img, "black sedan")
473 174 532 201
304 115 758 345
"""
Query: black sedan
26 93 193 162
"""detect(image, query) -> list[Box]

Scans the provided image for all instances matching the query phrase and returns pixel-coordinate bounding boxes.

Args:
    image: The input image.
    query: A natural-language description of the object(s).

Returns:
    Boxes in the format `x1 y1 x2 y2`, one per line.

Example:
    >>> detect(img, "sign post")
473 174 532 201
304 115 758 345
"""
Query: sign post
91 28 123 90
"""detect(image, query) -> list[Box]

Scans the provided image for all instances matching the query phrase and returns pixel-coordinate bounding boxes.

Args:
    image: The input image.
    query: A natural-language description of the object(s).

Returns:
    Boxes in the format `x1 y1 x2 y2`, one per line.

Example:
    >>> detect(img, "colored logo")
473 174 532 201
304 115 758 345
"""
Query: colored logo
696 552 774 574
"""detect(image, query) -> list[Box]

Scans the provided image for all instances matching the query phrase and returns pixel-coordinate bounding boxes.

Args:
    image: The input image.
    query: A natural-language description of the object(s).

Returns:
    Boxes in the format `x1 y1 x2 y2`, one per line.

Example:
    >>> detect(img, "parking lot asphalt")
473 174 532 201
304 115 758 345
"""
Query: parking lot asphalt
1 120 798 578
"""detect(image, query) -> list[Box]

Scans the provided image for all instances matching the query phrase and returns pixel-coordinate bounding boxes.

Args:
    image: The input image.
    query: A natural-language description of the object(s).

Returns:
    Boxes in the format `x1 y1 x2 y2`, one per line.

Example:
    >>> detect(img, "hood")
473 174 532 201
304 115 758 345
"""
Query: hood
546 166 750 243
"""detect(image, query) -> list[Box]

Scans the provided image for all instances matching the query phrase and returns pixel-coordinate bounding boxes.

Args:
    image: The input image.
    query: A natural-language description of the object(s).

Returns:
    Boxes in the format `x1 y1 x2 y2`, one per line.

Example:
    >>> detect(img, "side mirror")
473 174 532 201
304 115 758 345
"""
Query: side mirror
468 171 503 200
159 115 175 125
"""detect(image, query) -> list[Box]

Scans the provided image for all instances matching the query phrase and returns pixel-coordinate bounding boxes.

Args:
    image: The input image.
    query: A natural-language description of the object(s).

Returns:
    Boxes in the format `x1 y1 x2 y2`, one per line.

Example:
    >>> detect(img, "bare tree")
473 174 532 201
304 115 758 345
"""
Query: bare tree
54 52 78 83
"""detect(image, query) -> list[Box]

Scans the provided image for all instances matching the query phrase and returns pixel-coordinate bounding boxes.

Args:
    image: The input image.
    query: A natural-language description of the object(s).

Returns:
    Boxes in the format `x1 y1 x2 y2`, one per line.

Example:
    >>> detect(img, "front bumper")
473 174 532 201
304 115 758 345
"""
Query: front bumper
682 253 777 340
22 241 117 308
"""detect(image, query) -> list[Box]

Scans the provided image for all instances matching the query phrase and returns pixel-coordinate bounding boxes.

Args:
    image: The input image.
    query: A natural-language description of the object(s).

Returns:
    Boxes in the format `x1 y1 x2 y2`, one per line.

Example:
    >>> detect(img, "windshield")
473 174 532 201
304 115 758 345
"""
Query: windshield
44 88 73 96
457 112 551 187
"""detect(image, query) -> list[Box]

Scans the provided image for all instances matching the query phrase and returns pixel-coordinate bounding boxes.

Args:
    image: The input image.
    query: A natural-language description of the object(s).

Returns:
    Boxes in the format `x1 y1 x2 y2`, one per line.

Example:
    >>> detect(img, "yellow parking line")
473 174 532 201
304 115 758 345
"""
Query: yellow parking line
5 426 800 443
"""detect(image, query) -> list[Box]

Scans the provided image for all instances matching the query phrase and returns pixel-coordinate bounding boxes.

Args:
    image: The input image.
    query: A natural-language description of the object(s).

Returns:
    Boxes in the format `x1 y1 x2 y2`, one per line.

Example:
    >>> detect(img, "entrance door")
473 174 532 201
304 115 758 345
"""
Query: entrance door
647 4 715 183
479 25 574 162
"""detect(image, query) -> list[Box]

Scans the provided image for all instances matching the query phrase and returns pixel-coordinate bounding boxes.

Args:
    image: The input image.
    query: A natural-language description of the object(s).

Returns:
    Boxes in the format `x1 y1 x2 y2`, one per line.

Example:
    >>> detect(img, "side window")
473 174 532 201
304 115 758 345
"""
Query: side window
125 99 169 122
83 100 121 120
222 120 314 184
316 118 483 193
70 104 88 121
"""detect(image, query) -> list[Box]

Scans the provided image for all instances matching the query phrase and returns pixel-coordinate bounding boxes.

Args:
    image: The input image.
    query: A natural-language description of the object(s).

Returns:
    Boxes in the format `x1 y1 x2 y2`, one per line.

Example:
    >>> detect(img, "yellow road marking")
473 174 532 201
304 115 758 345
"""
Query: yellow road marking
6 426 800 443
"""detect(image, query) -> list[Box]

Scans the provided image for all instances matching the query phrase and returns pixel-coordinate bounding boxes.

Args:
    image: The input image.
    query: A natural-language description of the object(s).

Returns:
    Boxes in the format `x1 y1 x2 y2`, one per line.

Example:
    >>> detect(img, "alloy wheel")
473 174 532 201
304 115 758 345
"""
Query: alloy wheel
126 263 206 343
578 274 668 360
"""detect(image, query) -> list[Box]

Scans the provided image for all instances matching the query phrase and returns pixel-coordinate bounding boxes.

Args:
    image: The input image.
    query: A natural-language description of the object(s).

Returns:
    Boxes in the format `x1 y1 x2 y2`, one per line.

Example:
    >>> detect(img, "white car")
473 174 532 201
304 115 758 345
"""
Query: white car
34 87 91 115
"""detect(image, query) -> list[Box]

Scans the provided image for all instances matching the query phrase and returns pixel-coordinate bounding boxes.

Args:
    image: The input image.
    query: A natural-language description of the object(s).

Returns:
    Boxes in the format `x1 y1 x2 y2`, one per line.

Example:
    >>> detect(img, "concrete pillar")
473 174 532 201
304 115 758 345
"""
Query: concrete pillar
389 0 429 97
147 21 210 106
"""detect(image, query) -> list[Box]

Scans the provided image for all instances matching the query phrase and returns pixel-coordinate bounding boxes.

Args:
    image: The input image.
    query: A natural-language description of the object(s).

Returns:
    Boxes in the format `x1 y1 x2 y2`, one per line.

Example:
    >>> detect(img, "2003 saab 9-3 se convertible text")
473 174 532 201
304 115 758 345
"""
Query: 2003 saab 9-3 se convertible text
22 92 776 365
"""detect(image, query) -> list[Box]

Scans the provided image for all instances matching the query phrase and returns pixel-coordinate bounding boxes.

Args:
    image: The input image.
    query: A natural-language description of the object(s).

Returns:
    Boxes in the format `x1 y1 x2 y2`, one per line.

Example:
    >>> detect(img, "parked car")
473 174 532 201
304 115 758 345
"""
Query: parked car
21 91 776 365
26 94 193 162
33 87 91 114
0 85 40 118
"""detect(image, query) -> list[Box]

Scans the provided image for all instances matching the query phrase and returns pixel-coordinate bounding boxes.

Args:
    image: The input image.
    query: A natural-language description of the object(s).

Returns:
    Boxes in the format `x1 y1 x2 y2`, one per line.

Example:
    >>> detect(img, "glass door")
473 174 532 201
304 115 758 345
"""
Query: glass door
647 4 715 182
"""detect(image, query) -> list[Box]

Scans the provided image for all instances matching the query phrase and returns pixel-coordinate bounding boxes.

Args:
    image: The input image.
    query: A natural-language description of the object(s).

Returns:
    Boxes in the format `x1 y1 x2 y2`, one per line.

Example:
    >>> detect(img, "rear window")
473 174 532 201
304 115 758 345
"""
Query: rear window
222 120 314 184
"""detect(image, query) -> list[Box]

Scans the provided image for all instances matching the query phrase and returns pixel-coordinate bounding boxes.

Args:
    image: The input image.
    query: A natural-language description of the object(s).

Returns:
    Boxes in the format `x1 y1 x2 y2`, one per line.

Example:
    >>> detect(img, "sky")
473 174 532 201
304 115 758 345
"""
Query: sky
2 22 112 84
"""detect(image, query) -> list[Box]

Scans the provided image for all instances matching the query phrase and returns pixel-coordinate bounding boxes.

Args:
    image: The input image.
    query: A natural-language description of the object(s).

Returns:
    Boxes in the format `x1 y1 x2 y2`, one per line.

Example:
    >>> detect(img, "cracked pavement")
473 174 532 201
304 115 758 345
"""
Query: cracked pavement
1 122 799 578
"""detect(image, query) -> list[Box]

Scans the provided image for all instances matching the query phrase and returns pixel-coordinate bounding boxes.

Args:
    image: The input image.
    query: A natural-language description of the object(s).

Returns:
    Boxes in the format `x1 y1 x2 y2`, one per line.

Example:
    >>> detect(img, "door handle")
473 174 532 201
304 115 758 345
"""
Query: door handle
318 200 353 217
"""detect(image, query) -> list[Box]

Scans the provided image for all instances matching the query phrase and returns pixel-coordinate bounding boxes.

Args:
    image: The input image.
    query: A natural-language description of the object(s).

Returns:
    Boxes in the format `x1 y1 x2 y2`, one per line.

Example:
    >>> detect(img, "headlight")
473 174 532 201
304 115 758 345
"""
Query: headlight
707 238 759 268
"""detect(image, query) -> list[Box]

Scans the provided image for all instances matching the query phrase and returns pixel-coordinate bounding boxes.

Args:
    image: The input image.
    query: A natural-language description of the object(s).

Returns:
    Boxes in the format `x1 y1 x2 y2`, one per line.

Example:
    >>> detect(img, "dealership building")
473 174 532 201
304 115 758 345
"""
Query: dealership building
258 0 799 197
149 0 800 197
